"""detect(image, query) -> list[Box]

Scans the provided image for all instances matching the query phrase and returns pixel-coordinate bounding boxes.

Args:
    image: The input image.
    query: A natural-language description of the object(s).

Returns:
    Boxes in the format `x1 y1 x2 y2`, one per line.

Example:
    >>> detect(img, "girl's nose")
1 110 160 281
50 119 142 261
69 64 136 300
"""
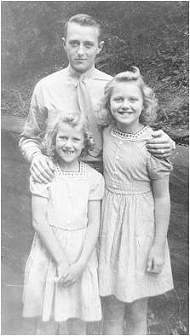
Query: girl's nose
65 138 73 148
121 99 130 109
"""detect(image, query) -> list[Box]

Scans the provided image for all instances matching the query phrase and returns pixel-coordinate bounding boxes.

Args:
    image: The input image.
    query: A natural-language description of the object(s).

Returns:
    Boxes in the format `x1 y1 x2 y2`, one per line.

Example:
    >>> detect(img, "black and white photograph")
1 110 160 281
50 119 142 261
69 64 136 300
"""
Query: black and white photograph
2 1 189 334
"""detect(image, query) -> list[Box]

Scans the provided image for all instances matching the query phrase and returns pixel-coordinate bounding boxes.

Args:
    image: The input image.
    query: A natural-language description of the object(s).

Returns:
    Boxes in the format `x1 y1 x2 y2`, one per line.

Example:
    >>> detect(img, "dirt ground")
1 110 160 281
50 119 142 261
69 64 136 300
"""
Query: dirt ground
1 128 189 335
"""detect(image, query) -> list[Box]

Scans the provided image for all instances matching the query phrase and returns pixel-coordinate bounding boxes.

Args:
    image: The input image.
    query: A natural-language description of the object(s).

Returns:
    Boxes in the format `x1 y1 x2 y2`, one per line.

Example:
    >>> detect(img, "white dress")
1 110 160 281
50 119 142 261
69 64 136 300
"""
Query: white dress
23 161 104 322
98 126 174 302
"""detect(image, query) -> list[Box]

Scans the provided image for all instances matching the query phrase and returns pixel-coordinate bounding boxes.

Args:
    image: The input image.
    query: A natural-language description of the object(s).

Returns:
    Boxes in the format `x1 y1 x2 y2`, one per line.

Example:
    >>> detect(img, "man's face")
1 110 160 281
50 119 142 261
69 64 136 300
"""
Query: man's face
63 22 103 73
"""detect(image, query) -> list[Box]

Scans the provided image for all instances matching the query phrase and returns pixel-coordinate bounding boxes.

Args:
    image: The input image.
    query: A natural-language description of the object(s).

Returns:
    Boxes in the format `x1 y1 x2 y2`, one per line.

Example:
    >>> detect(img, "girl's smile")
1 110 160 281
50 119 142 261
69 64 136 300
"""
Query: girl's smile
55 124 84 168
110 81 144 131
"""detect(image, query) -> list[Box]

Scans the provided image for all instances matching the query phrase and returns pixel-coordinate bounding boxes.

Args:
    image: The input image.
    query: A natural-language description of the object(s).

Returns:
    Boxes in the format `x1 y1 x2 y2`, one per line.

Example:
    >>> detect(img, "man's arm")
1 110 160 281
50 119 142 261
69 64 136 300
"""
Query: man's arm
19 82 54 183
146 129 175 158
19 82 46 162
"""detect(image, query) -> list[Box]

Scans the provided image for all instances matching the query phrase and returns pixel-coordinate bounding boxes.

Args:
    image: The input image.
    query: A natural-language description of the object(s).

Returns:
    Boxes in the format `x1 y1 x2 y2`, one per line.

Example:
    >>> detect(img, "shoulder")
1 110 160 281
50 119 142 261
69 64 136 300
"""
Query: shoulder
84 163 104 182
139 125 154 140
84 163 105 200
102 125 112 138
93 68 113 82
34 68 67 91
30 161 58 197
30 176 50 198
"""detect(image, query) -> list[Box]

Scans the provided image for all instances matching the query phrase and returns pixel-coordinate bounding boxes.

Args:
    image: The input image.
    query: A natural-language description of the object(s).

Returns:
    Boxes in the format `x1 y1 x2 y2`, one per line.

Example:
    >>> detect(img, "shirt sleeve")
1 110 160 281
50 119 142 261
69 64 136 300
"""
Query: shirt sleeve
30 176 50 198
147 155 173 180
19 81 48 162
89 172 105 201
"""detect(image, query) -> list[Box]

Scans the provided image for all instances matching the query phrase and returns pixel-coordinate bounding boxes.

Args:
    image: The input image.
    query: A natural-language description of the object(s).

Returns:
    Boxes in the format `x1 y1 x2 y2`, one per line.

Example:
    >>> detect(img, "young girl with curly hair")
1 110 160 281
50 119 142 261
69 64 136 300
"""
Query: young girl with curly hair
98 67 174 334
22 114 104 334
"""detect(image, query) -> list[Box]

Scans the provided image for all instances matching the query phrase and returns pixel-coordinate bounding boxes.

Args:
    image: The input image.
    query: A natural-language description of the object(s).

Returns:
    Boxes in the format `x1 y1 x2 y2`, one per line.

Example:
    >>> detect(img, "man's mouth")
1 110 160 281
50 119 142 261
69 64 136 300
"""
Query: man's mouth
75 59 86 61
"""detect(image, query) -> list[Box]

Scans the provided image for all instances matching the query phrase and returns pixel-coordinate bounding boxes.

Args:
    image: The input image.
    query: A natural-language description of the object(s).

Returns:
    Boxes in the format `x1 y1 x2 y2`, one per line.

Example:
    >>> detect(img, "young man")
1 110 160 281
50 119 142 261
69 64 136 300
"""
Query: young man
19 14 175 183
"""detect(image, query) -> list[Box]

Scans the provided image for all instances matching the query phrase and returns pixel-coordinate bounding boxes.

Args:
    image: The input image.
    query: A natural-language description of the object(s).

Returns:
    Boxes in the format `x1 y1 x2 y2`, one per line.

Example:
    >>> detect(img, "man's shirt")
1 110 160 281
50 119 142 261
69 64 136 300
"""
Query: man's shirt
19 65 112 162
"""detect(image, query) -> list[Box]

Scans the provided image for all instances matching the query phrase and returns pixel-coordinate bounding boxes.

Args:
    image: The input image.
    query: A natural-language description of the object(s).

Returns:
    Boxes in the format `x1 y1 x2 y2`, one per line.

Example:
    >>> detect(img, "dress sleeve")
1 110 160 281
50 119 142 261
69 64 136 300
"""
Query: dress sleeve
30 176 50 198
89 172 105 201
147 155 173 180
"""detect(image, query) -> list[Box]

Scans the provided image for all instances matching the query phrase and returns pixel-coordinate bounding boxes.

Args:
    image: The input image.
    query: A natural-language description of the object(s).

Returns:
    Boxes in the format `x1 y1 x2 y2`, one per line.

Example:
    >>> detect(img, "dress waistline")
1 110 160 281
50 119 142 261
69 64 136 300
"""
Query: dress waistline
105 183 151 195
50 225 86 231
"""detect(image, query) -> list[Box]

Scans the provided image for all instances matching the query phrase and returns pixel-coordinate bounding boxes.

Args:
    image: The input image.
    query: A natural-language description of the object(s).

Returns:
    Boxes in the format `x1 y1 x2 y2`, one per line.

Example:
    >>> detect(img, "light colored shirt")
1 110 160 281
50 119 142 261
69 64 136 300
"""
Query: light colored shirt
19 65 112 162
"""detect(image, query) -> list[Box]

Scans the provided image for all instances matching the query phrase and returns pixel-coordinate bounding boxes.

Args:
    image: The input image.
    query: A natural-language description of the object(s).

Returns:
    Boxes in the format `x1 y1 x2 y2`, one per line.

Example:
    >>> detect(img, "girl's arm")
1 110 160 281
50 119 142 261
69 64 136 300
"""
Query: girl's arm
32 194 69 270
78 199 101 266
147 177 170 274
61 200 101 286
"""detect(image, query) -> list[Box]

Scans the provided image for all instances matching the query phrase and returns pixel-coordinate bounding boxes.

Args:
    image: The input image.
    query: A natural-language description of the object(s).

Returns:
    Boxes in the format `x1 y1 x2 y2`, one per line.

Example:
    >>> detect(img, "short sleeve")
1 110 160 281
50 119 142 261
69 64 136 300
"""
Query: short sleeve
147 155 173 180
30 176 50 198
89 172 105 201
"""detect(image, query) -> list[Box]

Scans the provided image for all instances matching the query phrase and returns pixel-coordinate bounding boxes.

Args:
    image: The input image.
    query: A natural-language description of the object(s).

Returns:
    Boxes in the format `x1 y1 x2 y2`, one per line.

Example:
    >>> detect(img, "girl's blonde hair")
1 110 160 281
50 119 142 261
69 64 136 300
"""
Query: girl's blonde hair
98 66 158 126
41 113 94 160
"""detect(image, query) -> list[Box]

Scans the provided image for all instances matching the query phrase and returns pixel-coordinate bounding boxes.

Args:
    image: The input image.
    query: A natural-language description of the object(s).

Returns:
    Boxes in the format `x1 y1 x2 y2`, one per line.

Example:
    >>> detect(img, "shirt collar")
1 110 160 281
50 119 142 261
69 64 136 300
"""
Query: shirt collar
67 65 96 81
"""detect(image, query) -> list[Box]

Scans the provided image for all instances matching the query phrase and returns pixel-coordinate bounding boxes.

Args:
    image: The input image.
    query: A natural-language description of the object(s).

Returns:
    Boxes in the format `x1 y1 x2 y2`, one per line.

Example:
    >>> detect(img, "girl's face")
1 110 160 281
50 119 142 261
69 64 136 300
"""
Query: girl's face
55 123 84 165
110 81 144 130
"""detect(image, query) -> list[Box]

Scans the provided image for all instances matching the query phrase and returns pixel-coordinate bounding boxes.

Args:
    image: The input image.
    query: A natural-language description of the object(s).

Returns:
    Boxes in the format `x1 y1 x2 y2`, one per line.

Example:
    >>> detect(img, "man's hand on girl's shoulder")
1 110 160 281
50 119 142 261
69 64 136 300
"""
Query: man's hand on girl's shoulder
30 153 55 183
146 129 175 158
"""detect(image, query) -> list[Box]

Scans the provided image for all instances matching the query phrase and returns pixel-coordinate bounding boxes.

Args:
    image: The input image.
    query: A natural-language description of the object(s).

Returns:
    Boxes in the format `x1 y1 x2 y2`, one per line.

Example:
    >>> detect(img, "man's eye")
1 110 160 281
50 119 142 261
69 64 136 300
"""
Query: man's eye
84 42 93 48
73 138 81 142
70 41 79 47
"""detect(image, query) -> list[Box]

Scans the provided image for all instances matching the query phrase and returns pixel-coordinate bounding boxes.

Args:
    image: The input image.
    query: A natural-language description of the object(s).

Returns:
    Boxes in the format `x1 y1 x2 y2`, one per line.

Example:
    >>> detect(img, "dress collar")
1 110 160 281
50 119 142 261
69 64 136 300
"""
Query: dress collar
111 125 148 140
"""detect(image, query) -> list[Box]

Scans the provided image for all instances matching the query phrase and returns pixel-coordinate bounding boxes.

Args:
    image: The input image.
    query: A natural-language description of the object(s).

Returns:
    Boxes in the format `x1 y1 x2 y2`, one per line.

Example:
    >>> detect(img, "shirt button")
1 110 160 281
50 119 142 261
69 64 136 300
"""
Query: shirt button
119 141 123 145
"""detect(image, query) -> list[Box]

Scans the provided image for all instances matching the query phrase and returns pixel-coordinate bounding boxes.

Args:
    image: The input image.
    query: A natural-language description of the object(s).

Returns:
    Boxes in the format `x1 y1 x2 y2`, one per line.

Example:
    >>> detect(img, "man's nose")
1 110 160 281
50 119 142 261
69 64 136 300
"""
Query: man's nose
77 44 85 55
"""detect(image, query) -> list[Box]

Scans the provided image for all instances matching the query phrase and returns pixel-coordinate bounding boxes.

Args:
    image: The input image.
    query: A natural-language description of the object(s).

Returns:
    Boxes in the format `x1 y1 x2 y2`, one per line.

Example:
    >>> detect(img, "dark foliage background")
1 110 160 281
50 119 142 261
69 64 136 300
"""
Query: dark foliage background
2 1 189 140
1 2 189 335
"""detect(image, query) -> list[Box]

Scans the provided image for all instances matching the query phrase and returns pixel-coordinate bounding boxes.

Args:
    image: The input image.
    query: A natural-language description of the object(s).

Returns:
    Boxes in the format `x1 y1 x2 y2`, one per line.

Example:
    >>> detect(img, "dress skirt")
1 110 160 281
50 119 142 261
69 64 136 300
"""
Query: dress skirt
23 227 102 322
98 188 174 303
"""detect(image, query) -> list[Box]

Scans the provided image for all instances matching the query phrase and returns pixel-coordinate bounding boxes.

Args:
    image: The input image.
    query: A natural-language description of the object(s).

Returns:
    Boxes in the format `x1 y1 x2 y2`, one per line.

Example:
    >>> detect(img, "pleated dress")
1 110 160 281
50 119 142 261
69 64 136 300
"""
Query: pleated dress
98 125 174 303
23 162 104 322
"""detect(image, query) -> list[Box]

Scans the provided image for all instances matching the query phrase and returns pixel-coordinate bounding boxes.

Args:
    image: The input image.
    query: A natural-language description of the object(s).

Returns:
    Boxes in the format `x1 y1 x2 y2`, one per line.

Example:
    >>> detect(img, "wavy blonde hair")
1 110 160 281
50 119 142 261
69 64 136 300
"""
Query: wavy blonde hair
41 113 95 160
97 66 158 126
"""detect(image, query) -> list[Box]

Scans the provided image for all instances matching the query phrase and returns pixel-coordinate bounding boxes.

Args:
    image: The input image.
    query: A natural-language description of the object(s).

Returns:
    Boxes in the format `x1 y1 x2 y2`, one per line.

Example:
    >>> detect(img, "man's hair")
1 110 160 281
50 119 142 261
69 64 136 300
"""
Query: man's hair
64 14 102 40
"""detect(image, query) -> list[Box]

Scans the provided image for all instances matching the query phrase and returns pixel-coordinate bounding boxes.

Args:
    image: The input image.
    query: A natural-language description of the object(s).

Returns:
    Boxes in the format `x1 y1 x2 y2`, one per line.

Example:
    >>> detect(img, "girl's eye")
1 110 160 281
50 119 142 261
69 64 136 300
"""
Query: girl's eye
114 97 123 102
58 136 67 141
129 97 138 102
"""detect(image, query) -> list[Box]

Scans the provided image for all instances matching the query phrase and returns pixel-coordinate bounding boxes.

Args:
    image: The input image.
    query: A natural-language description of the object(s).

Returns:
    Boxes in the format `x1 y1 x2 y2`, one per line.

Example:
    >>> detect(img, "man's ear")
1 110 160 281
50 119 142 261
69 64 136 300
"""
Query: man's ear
98 41 104 54
62 37 66 48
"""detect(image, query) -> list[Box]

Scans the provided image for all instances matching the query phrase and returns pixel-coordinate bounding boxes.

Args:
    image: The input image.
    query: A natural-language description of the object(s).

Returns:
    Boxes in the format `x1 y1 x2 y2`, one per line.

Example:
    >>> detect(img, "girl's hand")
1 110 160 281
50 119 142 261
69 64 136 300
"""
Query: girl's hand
60 262 85 287
146 244 165 274
31 153 55 183
55 260 70 284
146 130 175 158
